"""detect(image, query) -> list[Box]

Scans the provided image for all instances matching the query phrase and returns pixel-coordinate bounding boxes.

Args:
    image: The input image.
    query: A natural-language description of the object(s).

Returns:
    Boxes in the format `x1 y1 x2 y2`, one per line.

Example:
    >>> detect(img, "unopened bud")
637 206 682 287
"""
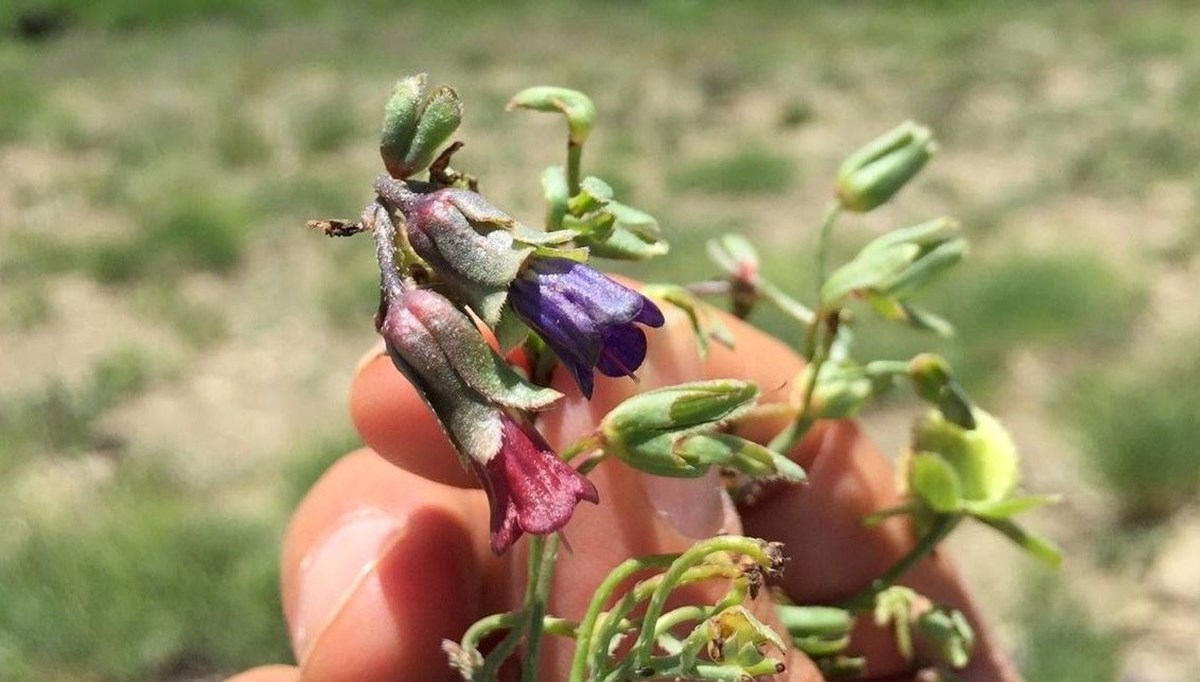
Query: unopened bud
908 353 974 429
402 188 531 325
822 218 963 306
916 607 974 670
600 381 804 481
380 74 463 179
836 121 936 212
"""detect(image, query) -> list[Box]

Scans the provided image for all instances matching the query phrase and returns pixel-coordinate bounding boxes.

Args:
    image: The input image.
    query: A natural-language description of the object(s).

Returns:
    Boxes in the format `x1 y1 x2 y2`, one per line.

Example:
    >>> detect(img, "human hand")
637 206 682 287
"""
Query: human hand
227 303 1022 682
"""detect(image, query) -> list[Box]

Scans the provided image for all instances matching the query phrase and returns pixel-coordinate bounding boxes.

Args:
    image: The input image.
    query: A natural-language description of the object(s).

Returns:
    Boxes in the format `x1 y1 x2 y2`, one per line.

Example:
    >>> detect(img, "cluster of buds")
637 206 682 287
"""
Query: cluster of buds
337 75 676 553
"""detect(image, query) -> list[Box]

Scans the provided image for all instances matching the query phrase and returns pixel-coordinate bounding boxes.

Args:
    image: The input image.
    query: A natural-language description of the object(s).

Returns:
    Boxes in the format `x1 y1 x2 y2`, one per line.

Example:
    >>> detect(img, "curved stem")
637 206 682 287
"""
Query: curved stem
569 554 677 682
632 537 774 670
368 202 407 304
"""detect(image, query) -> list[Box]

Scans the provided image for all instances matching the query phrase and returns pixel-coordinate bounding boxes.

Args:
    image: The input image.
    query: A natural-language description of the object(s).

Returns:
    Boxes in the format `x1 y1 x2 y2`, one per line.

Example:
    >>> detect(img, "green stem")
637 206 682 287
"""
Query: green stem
815 200 842 298
841 515 961 609
592 564 738 678
569 554 677 682
567 141 583 196
632 537 774 670
521 534 560 682
769 311 837 456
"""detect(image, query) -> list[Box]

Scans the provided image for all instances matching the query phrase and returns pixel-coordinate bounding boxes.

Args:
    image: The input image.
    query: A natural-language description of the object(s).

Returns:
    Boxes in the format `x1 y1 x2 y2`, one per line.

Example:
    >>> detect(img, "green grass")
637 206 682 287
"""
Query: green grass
845 252 1143 395
320 236 383 328
1064 334 1200 523
0 461 291 681
1017 569 1120 682
668 147 798 195
0 348 160 470
296 95 360 157
88 193 254 284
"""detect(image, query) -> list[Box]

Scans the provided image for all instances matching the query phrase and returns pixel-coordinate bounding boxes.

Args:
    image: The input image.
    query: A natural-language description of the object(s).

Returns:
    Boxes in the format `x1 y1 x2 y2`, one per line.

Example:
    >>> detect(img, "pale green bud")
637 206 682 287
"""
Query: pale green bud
916 607 974 670
600 381 804 481
836 121 936 212
908 353 974 429
379 74 463 179
821 218 963 306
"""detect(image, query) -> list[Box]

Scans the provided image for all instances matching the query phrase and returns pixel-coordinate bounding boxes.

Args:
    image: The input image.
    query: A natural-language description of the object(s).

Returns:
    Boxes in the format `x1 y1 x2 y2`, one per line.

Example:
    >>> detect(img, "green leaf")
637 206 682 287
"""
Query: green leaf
402 85 462 176
380 74 425 177
979 518 1063 567
822 244 917 305
909 452 964 513
964 494 1061 520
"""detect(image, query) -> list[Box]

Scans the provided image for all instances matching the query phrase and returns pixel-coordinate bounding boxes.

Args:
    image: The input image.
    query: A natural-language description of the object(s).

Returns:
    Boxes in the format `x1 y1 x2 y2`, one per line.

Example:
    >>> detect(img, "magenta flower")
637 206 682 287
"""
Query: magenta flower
475 414 600 553
509 257 665 398
379 287 597 553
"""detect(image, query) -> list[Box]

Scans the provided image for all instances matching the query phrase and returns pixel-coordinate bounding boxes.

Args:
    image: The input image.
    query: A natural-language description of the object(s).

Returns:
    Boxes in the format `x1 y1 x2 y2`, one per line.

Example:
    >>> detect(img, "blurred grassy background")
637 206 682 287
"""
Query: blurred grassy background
1 1 1198 680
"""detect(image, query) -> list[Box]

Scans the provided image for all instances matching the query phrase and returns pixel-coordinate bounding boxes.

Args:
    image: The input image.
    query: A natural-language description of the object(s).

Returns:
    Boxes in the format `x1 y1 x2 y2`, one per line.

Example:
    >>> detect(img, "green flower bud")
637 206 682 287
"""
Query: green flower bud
379 73 463 179
556 176 668 261
916 607 974 670
911 407 1019 505
836 121 936 212
506 86 596 146
822 218 963 307
908 353 974 429
600 380 804 481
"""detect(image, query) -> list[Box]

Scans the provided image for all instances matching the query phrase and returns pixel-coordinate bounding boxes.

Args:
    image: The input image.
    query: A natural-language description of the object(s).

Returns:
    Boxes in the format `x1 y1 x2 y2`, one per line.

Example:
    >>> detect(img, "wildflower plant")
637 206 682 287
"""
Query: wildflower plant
308 74 1061 681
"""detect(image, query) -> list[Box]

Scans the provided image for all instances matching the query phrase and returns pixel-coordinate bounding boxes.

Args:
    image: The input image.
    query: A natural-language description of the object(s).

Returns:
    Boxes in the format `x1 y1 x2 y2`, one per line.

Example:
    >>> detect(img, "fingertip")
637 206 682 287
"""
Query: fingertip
280 450 494 682
349 354 478 488
224 665 299 682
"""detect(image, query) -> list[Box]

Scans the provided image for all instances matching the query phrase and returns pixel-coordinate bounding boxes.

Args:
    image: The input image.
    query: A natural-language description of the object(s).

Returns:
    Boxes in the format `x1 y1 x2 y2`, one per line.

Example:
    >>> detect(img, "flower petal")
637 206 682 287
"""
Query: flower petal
596 324 648 378
479 415 599 554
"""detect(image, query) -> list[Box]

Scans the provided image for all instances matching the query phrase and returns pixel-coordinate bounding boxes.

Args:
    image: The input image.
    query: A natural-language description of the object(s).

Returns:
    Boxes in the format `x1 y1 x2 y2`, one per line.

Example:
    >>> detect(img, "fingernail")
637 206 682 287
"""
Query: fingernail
292 509 405 663
641 468 740 539
354 339 387 376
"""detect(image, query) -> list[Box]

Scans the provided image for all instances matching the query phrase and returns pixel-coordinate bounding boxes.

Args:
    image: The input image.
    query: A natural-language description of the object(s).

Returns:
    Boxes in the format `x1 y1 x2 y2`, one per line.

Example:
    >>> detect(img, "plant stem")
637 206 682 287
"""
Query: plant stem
769 310 838 456
521 534 561 682
632 537 775 671
841 514 961 609
368 202 407 303
569 554 677 682
815 200 842 298
567 141 583 196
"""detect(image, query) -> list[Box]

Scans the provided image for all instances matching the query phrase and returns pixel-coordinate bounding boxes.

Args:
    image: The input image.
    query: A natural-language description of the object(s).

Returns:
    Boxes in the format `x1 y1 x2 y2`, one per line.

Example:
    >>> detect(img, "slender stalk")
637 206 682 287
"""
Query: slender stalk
768 310 837 456
569 554 677 682
480 535 546 680
567 141 583 196
632 537 774 670
521 534 561 682
369 202 407 303
841 515 961 609
814 200 842 297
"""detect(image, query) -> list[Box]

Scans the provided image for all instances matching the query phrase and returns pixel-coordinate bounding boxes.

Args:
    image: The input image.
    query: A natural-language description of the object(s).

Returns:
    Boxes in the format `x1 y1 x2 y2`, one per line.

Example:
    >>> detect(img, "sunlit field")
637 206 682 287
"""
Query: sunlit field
2 2 1198 680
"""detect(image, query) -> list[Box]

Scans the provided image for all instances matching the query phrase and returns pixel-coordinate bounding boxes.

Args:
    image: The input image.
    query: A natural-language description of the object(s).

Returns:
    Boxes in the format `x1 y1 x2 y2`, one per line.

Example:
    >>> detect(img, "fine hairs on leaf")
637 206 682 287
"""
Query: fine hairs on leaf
305 74 1061 682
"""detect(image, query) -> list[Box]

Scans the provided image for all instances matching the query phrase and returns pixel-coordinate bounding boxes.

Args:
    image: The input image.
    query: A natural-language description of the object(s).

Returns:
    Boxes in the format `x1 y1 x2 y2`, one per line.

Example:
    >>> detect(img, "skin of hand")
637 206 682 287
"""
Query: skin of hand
226 302 1024 682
